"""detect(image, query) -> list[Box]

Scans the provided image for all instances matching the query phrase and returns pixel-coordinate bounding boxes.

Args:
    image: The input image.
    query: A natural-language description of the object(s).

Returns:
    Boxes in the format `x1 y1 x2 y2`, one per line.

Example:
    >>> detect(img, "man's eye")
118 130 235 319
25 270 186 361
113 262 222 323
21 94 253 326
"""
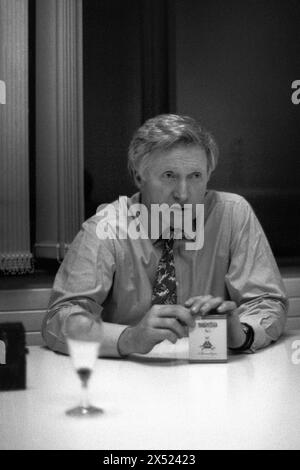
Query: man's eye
164 172 175 179
192 173 202 179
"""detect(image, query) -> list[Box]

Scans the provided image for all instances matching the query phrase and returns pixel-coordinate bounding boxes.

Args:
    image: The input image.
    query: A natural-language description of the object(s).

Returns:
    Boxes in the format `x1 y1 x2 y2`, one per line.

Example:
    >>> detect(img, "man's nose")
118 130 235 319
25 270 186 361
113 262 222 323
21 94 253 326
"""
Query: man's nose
173 180 189 204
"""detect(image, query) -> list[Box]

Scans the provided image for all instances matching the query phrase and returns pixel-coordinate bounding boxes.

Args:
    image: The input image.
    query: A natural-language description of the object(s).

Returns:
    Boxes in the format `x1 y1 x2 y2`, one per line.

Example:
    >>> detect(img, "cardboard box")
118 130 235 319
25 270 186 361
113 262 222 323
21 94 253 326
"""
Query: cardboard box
189 314 227 362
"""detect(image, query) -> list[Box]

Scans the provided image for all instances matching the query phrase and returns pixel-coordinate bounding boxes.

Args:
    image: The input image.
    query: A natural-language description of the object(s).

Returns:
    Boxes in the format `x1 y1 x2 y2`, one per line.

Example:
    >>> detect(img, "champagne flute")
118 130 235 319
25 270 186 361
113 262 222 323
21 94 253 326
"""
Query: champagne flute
65 315 104 417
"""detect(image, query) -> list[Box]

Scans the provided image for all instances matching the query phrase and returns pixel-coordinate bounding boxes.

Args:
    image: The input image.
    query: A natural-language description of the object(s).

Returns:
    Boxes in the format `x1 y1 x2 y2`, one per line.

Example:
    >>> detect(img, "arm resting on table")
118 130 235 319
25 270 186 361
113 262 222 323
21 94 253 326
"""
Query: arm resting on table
225 196 288 351
42 301 128 357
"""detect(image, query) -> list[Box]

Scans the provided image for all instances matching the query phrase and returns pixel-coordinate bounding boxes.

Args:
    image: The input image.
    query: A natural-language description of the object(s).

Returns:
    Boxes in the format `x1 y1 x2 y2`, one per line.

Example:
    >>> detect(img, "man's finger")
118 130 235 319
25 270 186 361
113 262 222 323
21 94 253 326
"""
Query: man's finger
152 317 187 338
189 295 213 314
174 306 196 328
156 305 189 317
217 301 237 313
184 297 199 307
150 305 194 328
157 329 178 344
200 297 223 314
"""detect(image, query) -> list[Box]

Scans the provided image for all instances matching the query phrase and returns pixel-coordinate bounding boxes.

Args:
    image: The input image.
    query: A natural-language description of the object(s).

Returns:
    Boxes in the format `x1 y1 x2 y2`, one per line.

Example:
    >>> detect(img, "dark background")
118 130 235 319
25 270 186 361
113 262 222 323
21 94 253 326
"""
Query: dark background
83 0 300 259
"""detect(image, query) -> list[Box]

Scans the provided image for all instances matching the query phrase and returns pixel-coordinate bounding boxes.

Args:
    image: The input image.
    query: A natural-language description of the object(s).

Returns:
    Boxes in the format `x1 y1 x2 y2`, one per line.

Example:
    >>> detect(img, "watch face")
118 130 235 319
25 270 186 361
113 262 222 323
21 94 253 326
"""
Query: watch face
241 324 251 343
242 324 254 344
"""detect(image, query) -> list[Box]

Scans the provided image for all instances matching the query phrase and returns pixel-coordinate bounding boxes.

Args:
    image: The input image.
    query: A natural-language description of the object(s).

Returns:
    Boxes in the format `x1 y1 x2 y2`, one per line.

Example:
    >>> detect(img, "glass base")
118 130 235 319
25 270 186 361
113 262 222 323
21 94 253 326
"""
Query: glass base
66 405 104 417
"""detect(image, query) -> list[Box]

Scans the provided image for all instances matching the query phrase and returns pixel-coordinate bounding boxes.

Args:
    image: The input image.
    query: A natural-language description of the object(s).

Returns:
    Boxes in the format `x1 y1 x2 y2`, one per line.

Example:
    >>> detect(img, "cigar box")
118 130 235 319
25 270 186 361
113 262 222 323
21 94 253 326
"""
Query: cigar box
189 314 227 363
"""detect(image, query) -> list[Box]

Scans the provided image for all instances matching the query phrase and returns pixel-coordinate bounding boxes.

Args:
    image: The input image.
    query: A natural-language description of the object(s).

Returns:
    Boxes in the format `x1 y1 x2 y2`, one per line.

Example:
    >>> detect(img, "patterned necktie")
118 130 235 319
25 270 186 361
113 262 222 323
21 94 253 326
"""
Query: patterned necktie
152 233 177 305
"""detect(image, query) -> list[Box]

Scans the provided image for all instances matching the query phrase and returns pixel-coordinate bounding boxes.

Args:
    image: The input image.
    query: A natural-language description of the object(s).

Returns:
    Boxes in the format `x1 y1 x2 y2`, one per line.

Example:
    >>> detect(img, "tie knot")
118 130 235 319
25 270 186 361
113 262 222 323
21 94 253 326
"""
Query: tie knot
162 231 175 250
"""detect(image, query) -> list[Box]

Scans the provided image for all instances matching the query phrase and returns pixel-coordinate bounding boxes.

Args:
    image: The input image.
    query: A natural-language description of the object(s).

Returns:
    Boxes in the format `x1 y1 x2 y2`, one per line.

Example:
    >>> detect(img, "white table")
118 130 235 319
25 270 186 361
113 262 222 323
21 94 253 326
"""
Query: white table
1 330 300 450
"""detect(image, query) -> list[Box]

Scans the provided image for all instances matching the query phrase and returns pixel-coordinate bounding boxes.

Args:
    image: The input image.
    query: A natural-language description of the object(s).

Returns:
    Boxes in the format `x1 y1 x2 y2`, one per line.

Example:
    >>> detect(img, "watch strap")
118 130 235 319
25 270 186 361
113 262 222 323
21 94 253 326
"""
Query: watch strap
229 323 255 352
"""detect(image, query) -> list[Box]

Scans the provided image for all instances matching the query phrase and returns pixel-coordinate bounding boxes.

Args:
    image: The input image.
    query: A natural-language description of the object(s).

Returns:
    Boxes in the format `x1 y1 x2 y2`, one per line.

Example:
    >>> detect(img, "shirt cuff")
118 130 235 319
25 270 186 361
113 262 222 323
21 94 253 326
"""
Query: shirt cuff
99 322 129 358
249 322 268 351
228 322 267 354
238 321 268 352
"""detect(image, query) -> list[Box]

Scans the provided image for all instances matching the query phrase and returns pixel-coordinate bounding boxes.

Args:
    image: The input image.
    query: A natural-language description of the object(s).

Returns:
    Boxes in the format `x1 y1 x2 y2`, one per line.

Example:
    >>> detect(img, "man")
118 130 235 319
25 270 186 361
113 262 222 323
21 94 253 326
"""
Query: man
42 114 288 357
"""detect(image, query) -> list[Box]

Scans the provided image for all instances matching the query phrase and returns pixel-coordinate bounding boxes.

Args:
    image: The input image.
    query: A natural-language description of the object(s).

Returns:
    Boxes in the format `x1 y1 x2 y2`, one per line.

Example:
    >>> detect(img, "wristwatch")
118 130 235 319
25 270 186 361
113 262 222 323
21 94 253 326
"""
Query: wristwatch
229 323 255 352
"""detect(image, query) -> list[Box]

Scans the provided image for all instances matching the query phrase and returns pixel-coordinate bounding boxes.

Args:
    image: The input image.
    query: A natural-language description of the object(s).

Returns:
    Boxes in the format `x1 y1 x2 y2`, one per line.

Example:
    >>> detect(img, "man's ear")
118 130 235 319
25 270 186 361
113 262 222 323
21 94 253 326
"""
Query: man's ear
206 166 212 182
134 171 142 188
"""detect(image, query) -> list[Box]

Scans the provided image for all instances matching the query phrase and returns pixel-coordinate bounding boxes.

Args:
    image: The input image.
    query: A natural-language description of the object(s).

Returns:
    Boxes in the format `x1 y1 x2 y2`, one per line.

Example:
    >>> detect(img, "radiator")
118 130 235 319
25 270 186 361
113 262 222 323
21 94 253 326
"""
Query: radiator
0 0 33 275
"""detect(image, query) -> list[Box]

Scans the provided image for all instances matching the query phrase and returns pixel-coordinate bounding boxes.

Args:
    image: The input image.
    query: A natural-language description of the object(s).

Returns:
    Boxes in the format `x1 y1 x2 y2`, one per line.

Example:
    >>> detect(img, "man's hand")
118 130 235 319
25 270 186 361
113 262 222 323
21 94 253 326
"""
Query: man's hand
184 295 247 349
118 304 196 355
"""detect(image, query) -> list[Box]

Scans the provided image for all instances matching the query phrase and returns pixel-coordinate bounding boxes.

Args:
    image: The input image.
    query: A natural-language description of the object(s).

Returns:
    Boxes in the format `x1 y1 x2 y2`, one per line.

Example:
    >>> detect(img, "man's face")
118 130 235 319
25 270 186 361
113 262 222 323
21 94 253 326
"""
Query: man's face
139 145 209 224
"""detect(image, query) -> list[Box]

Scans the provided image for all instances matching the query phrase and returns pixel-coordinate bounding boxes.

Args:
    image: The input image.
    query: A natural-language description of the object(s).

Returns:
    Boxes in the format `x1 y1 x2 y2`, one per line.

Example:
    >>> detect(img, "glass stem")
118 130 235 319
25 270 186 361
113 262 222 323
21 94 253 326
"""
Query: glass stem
80 381 90 409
